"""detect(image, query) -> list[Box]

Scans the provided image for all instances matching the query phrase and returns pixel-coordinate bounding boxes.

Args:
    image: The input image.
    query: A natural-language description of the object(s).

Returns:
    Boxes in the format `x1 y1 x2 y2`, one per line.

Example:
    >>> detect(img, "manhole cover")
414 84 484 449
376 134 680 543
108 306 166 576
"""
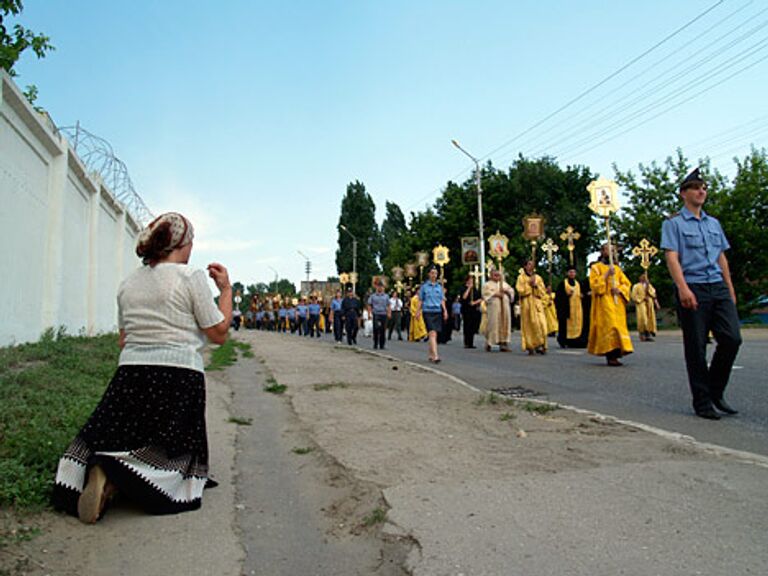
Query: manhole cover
491 386 542 398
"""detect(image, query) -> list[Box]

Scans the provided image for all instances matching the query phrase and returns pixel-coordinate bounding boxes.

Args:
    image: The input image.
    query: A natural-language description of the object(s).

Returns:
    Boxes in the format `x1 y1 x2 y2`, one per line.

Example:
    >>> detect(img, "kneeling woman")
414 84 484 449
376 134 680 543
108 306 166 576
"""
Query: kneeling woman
52 212 232 523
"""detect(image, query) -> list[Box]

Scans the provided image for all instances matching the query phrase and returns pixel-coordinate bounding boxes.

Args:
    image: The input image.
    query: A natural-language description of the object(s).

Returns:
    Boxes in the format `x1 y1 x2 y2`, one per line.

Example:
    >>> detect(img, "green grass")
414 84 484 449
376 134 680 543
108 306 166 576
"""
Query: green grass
0 330 120 510
474 393 500 406
362 507 387 527
291 446 315 455
313 382 349 391
519 401 560 415
228 416 253 426
264 376 287 394
499 412 516 421
207 339 253 371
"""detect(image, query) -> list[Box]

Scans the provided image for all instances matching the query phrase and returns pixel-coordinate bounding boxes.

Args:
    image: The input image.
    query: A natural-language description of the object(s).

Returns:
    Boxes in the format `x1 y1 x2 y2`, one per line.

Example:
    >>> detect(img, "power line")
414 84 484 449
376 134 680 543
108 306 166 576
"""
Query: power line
521 7 768 162
477 0 727 164
556 45 768 161
511 1 759 161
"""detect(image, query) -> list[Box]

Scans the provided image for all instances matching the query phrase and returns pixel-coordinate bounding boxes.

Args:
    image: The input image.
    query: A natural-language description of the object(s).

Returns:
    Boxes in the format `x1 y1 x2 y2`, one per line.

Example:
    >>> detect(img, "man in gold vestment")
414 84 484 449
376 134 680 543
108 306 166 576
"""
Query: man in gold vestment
543 287 558 336
631 273 660 341
588 245 634 366
408 286 428 341
482 268 515 352
515 260 548 355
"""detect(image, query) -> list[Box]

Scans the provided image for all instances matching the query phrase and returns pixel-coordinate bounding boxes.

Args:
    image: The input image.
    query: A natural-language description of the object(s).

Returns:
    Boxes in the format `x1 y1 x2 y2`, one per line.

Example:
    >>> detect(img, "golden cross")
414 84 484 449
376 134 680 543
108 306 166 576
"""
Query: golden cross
559 226 581 265
542 238 559 263
541 238 559 287
631 238 659 270
470 265 483 285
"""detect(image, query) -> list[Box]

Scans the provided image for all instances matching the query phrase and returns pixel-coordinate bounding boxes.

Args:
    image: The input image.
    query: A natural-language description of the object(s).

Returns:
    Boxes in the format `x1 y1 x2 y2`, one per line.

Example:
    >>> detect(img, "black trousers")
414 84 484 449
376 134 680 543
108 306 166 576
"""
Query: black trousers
463 310 480 347
307 314 320 337
333 314 344 342
388 311 402 340
345 315 358 344
677 282 742 412
372 314 387 348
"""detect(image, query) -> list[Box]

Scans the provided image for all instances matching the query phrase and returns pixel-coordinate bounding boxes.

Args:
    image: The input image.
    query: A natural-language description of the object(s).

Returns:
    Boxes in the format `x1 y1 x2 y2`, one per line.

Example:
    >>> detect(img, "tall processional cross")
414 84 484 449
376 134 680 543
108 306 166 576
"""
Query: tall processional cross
559 226 581 266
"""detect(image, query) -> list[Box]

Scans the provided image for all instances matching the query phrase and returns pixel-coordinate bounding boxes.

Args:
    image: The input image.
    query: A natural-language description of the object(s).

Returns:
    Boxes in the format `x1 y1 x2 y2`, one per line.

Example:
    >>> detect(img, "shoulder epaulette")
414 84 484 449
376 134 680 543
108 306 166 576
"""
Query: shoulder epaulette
666 211 680 219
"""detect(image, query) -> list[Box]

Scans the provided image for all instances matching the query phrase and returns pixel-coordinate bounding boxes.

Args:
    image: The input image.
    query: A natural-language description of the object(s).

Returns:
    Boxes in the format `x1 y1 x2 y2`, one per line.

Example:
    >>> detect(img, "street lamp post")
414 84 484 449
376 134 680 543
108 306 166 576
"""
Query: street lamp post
268 266 278 292
451 139 486 286
297 250 312 290
339 224 358 294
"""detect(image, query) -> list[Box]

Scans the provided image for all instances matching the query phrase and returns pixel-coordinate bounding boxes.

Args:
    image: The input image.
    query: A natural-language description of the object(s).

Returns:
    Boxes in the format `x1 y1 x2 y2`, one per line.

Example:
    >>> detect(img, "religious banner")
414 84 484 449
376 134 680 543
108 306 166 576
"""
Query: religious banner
372 275 389 288
487 231 509 259
416 251 430 267
461 236 480 265
404 263 417 279
522 214 544 241
587 177 620 217
391 266 404 282
587 176 622 302
339 272 350 285
432 244 450 266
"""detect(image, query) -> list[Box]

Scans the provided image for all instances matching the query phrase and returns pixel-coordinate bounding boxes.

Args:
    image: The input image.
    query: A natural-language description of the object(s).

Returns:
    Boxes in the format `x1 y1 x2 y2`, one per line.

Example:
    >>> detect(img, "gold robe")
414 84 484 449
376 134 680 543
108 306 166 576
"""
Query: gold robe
588 262 634 356
544 293 558 335
564 280 583 339
409 294 427 341
515 271 548 351
482 278 514 346
632 282 658 335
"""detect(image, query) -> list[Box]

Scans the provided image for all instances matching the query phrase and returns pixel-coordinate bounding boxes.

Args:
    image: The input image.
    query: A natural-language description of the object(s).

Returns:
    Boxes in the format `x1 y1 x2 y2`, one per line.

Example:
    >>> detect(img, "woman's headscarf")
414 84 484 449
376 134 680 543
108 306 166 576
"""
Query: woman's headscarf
136 212 194 265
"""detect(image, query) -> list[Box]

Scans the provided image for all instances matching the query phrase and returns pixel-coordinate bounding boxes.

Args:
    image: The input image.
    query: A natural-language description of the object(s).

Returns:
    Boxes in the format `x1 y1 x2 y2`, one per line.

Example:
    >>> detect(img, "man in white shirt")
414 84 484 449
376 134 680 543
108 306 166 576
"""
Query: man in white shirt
388 290 404 341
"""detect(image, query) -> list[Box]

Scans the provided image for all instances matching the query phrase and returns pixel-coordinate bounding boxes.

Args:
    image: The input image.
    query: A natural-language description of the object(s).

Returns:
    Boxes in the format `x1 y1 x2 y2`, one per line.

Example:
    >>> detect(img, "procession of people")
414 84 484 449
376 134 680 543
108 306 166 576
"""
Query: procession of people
215 169 741 424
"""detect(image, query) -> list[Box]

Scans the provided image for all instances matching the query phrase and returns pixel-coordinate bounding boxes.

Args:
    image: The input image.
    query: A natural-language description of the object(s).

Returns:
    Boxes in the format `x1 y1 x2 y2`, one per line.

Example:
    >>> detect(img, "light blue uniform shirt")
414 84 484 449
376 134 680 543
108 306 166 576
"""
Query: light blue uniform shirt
418 281 445 313
308 303 321 315
296 304 308 318
331 298 343 312
660 207 730 284
368 292 390 315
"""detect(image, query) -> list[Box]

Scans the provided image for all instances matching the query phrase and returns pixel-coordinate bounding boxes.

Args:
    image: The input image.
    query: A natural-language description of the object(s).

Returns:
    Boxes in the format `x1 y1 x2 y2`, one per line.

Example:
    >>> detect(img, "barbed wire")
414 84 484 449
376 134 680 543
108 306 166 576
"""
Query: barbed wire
57 123 153 227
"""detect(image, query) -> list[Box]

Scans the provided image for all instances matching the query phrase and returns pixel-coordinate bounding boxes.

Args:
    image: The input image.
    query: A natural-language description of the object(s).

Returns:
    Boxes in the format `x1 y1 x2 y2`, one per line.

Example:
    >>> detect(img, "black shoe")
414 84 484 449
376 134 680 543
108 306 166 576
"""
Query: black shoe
695 408 721 420
713 398 738 415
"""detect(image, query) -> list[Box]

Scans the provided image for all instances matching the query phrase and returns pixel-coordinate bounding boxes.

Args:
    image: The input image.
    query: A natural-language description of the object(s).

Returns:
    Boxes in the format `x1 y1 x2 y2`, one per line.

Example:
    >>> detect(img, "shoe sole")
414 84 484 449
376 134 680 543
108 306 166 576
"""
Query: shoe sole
78 465 107 524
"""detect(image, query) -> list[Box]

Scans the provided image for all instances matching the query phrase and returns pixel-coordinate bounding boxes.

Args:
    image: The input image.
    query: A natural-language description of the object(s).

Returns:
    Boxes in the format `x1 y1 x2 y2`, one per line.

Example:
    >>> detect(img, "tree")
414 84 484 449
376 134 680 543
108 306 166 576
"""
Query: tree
270 278 297 297
380 201 407 276
1 1 54 75
336 180 380 293
707 147 768 315
379 157 597 298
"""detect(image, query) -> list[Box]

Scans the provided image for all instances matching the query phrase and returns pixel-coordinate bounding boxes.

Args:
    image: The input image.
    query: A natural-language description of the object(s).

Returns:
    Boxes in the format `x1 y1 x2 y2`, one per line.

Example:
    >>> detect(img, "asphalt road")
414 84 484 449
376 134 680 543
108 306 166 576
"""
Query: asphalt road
358 328 768 457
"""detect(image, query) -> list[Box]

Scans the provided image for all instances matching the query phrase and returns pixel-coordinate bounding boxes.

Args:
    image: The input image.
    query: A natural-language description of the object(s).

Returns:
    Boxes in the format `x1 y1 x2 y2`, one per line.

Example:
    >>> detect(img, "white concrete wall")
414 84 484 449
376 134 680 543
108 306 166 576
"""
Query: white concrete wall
0 70 141 346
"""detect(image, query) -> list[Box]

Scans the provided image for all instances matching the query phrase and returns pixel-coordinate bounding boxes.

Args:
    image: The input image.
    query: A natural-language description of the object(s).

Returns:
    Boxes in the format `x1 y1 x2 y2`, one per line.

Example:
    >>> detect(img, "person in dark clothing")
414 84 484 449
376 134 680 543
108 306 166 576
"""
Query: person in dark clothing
555 266 585 349
341 288 361 346
460 274 482 348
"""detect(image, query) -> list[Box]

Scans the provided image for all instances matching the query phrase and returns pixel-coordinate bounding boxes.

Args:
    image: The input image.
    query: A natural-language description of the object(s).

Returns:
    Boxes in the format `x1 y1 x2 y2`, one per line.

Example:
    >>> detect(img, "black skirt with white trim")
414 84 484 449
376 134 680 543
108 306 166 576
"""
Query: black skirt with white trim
52 365 216 516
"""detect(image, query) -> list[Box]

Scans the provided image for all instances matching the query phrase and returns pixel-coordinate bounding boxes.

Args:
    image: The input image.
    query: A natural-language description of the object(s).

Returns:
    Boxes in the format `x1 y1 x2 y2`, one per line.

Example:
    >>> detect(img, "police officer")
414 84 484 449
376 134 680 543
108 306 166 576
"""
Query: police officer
330 289 344 343
661 167 742 420
341 287 361 346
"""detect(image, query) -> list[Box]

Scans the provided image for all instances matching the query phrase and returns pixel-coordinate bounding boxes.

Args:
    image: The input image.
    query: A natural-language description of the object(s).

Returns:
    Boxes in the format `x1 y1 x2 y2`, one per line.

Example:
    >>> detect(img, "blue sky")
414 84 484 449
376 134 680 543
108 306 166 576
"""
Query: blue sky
13 0 768 289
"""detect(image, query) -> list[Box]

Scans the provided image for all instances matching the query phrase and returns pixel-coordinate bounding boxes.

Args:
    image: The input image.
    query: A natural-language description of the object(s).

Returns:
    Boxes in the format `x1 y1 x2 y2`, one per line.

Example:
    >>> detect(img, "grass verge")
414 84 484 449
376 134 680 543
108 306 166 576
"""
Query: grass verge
0 330 119 511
